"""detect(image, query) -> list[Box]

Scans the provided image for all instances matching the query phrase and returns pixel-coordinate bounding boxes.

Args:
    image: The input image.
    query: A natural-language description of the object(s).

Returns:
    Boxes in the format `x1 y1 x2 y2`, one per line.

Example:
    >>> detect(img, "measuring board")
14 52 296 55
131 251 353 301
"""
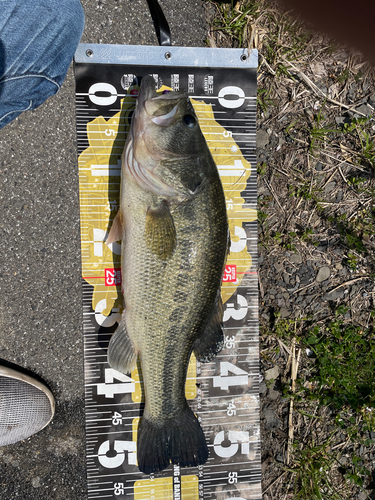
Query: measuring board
74 44 260 500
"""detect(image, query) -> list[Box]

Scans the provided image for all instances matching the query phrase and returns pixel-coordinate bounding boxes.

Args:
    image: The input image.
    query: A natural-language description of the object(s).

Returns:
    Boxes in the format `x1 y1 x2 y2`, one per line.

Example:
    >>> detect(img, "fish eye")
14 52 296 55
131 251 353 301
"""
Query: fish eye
183 114 196 128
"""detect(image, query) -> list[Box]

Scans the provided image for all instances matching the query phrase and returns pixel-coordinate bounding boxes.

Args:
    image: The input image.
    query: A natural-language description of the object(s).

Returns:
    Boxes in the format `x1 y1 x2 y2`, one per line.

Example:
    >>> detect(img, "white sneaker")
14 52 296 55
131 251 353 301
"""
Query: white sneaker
0 366 55 446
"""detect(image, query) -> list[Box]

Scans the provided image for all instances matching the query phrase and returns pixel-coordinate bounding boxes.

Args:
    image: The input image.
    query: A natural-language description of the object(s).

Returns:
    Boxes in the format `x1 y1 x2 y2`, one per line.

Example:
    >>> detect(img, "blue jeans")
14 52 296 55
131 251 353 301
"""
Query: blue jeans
0 0 85 129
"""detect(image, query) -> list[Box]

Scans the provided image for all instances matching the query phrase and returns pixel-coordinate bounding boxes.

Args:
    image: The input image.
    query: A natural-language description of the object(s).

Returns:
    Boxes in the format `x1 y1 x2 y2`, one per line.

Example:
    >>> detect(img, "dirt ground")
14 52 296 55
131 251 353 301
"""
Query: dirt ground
207 1 375 498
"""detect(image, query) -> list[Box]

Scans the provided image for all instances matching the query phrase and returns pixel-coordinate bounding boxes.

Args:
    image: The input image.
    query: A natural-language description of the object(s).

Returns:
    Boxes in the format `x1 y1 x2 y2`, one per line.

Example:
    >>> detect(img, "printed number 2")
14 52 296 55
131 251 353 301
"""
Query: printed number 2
97 368 135 398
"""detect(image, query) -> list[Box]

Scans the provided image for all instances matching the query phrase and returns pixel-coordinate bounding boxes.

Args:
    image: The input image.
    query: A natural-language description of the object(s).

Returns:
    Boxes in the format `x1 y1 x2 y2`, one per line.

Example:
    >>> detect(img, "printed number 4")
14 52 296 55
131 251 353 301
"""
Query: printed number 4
97 368 135 398
213 361 248 391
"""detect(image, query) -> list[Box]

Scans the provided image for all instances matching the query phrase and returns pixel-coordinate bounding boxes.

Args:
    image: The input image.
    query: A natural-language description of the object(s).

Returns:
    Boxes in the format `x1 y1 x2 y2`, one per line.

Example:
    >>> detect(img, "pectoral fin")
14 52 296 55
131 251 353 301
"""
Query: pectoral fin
108 316 137 374
193 292 224 362
107 211 123 244
145 201 176 260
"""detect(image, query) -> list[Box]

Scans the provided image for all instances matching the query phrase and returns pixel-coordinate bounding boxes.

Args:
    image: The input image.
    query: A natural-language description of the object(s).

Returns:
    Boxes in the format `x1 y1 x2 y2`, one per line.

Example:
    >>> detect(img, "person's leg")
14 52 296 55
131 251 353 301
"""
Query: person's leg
0 0 85 129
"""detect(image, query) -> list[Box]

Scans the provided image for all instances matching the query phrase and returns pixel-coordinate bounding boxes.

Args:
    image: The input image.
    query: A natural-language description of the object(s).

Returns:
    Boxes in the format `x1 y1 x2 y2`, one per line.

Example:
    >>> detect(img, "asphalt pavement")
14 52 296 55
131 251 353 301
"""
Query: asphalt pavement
0 1 209 498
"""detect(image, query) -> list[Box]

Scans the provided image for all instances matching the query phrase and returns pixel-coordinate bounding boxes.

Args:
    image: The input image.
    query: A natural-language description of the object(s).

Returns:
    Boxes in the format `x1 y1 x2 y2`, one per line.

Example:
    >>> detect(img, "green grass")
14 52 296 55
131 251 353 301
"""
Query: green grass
286 437 347 500
305 306 375 411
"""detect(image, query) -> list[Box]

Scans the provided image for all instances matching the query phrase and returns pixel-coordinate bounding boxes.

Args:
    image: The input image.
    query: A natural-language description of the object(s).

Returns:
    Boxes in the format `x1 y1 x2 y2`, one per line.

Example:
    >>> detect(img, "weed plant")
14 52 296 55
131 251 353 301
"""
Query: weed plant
305 306 375 411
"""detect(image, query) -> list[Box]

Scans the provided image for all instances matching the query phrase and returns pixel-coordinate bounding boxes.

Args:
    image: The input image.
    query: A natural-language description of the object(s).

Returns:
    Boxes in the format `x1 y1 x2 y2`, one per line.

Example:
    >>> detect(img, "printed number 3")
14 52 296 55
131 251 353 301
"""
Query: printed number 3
223 294 247 322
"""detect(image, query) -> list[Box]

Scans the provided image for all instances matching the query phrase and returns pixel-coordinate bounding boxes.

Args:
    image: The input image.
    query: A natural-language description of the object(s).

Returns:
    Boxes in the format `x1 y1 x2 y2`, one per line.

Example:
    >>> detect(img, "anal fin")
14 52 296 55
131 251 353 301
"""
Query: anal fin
108 316 137 374
193 292 224 362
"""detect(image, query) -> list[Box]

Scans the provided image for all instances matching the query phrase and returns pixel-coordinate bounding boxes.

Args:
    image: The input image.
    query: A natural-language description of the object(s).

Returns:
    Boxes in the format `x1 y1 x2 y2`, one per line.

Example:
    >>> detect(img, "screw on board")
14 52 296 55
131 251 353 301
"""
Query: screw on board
165 52 172 60
86 49 94 58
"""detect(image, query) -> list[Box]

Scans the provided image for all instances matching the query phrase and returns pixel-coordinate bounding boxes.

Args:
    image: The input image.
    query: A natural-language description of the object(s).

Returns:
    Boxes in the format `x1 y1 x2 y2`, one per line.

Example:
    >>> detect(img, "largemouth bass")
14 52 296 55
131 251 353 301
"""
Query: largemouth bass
107 76 229 474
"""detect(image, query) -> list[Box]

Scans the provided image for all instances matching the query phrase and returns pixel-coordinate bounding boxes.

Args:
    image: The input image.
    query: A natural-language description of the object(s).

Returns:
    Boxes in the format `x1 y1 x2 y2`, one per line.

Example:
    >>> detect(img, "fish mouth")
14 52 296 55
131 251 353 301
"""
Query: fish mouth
137 76 187 125
137 75 158 110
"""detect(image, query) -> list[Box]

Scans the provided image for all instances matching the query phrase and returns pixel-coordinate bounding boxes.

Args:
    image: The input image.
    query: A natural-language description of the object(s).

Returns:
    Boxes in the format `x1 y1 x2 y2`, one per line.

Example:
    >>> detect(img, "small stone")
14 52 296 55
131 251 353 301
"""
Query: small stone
278 135 286 148
264 365 280 381
259 381 267 394
316 243 328 252
264 408 280 428
32 477 42 488
353 103 372 117
258 185 270 196
282 272 290 284
279 307 291 318
335 263 343 270
368 92 375 105
335 116 351 126
274 261 284 272
268 381 281 400
290 253 302 264
315 161 323 171
316 266 331 282
324 181 336 195
322 288 345 301
257 129 270 148
336 190 343 203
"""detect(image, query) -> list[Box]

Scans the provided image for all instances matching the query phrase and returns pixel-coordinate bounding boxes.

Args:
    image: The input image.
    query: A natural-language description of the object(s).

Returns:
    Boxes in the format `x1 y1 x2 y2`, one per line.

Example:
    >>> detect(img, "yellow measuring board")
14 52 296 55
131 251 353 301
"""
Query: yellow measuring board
134 475 199 500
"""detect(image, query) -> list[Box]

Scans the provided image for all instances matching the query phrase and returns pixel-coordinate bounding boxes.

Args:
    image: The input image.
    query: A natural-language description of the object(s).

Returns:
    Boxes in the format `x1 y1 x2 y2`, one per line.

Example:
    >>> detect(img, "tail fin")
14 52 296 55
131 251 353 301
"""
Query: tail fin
137 405 208 474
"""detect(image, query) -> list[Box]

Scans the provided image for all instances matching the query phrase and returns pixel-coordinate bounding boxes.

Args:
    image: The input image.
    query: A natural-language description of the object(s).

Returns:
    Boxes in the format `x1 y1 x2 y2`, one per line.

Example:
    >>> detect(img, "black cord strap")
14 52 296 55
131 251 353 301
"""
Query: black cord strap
145 0 171 46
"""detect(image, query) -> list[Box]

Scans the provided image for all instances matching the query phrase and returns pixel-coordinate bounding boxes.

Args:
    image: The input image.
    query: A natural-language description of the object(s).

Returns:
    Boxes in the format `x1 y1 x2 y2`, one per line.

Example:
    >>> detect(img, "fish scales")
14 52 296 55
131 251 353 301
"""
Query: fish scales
107 76 229 474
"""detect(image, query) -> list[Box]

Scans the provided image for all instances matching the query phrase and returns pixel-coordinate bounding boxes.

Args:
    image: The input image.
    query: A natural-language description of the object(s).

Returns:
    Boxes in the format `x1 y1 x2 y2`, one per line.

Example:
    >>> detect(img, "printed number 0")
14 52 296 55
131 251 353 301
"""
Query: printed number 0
230 226 247 253
88 83 118 106
218 86 245 109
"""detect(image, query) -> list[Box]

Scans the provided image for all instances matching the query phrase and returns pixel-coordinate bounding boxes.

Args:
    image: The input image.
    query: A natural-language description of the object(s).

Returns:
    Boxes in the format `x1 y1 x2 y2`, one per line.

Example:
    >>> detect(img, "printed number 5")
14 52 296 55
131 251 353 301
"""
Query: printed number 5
114 482 124 495
213 431 249 458
98 440 136 468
